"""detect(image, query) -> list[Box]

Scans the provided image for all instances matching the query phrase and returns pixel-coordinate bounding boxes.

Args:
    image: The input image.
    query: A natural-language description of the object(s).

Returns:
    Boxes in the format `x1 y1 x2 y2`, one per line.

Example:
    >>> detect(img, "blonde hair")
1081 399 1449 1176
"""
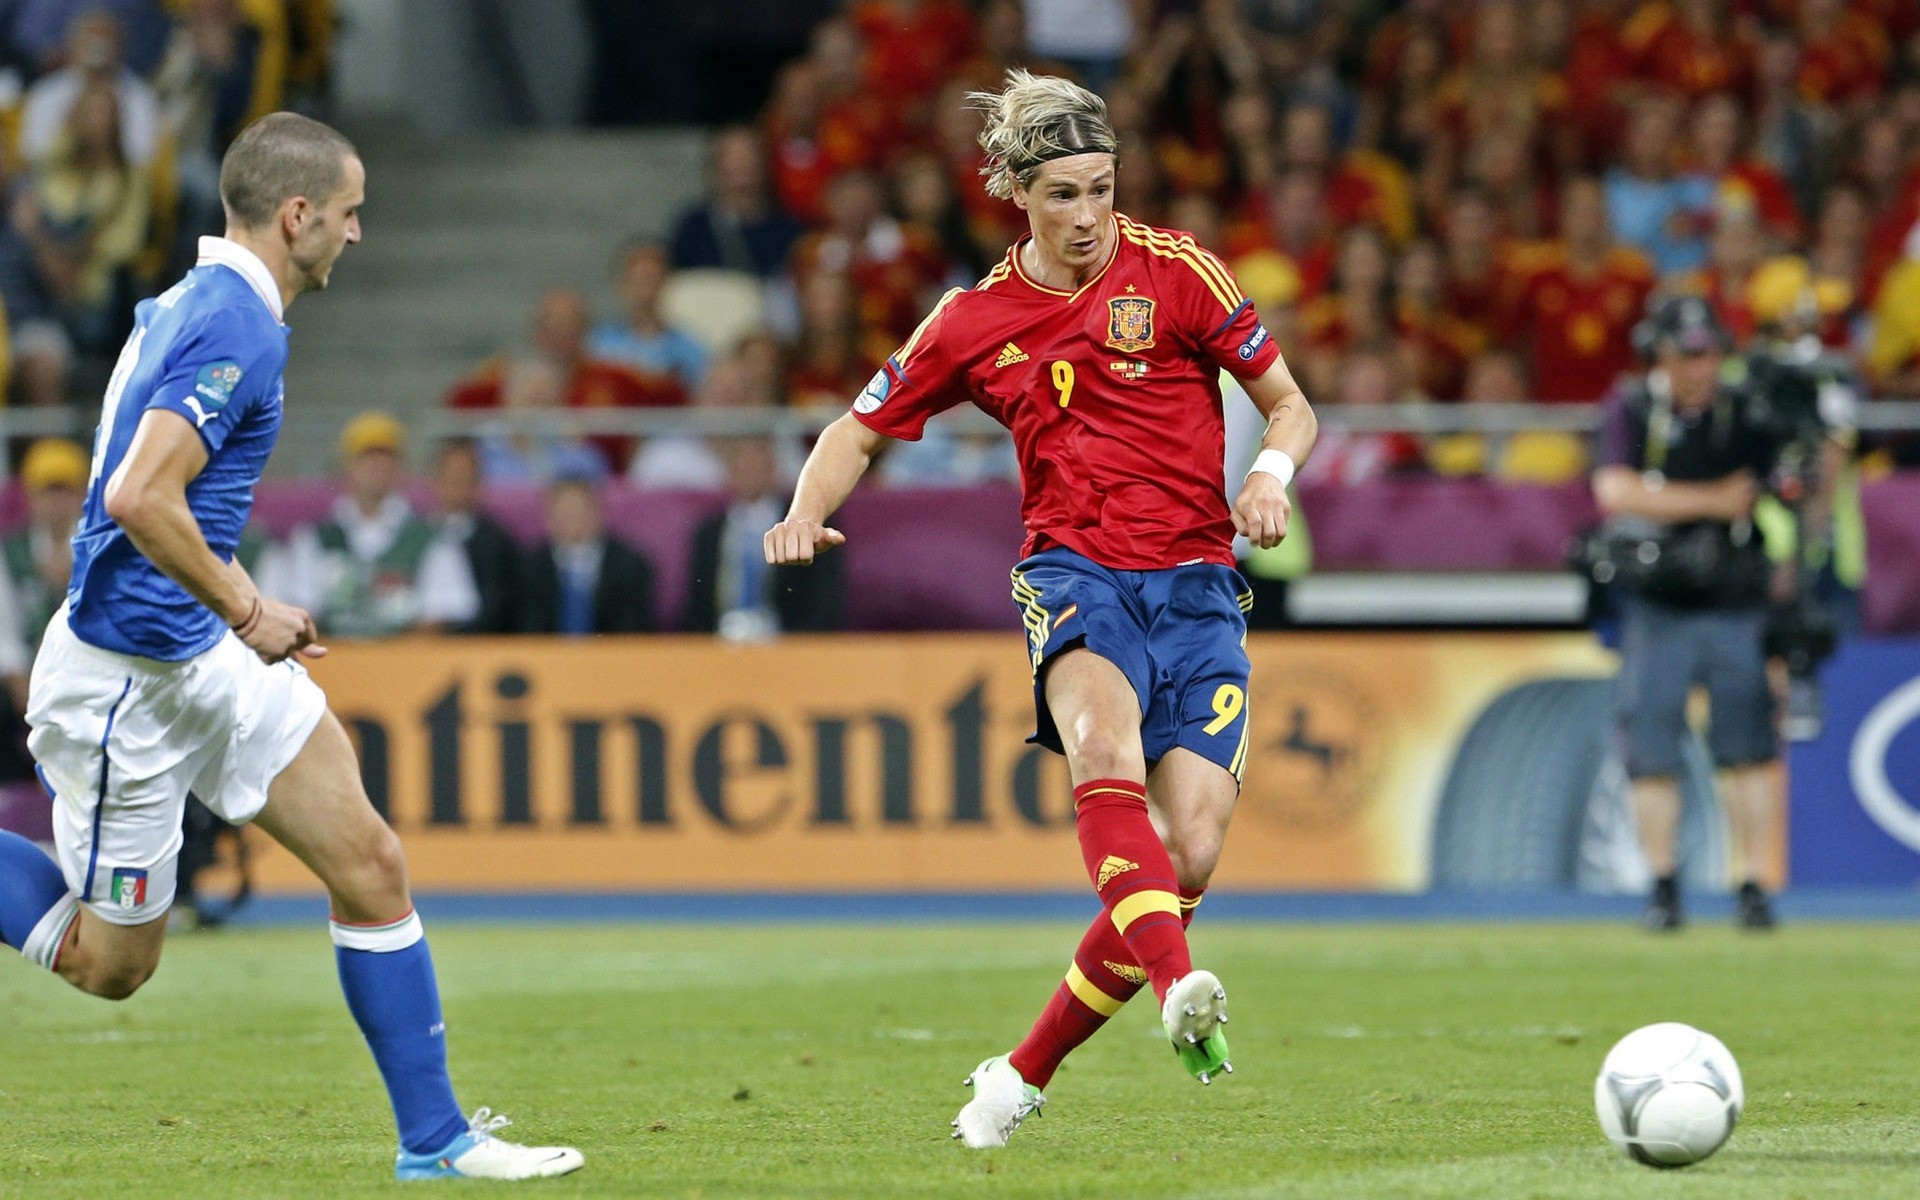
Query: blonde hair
968 69 1118 200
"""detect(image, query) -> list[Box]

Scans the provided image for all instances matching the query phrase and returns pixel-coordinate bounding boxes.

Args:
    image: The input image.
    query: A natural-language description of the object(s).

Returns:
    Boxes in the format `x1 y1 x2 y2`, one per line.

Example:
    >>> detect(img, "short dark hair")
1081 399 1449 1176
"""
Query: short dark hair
219 112 358 228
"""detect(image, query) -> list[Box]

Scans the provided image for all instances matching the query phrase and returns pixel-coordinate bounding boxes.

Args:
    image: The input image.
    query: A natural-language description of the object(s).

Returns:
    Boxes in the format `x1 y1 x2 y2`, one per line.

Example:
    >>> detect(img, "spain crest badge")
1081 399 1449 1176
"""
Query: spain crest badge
1105 296 1156 353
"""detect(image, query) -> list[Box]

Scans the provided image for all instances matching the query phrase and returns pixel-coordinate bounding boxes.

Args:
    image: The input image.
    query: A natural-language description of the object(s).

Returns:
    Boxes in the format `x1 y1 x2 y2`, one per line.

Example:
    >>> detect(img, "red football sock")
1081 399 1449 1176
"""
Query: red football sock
1179 885 1205 929
1072 778 1190 1002
1006 885 1208 1090
1006 914 1143 1089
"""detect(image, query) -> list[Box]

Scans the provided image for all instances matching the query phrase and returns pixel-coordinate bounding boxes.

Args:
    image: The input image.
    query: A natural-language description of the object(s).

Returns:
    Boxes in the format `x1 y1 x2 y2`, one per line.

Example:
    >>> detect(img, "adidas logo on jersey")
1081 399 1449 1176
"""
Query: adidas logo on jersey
1096 854 1138 889
994 342 1029 367
1102 960 1149 985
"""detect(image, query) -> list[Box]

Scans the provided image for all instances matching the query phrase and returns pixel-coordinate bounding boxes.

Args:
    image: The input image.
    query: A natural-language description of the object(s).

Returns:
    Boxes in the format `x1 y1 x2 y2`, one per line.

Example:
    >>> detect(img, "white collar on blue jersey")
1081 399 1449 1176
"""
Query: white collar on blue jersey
196 235 284 322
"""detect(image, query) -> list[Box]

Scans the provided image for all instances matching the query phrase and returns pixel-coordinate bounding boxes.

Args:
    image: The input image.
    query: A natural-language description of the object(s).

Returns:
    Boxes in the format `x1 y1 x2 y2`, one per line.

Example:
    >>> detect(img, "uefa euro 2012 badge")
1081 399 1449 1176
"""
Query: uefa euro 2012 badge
109 867 148 912
855 363 892 414
183 361 244 428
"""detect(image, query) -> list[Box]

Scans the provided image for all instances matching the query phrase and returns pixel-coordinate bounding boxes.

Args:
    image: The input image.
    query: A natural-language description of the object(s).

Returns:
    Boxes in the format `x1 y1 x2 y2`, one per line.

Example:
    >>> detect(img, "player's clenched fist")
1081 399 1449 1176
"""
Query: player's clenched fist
764 517 847 565
1230 473 1291 550
235 596 326 664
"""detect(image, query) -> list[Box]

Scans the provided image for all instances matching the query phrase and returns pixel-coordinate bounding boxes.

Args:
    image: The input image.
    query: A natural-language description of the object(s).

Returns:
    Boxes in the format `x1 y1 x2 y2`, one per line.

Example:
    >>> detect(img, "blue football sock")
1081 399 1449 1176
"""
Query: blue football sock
0 829 75 967
332 910 469 1155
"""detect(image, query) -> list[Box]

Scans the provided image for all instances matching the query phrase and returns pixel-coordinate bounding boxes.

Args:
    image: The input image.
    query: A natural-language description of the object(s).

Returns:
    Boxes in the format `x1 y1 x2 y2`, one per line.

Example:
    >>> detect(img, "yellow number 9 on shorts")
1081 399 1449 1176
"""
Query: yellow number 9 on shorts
1203 684 1245 736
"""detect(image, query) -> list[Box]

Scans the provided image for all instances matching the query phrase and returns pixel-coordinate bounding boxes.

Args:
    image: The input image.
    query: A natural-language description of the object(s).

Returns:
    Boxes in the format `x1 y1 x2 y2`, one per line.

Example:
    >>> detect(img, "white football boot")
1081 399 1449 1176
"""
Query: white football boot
394 1108 585 1180
1162 970 1233 1084
950 1054 1044 1148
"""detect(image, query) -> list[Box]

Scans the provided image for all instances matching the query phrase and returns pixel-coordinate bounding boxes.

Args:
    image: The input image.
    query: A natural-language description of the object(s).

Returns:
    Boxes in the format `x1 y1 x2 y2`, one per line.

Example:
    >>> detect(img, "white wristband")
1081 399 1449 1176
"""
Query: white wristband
1247 448 1296 489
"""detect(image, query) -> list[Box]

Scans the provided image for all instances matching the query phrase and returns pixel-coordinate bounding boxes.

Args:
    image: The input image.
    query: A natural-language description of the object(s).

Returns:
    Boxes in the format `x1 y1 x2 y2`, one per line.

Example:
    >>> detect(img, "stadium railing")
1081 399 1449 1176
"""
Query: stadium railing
11 400 1920 476
4 401 1919 629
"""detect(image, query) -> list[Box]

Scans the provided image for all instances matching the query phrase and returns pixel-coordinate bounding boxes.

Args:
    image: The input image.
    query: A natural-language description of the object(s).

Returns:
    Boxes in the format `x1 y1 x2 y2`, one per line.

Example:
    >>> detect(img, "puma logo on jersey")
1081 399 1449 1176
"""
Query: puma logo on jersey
994 342 1029 367
1102 960 1148 985
1096 854 1138 889
181 395 214 428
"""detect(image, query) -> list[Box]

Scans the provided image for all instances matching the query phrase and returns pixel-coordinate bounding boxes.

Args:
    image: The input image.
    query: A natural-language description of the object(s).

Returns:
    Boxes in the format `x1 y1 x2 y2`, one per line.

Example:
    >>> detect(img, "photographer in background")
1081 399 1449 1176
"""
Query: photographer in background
1591 296 1788 934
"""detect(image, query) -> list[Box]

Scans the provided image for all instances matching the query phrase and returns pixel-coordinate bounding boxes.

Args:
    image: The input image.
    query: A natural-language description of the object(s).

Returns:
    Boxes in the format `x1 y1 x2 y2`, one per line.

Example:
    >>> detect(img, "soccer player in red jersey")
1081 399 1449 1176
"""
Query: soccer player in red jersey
765 70 1317 1148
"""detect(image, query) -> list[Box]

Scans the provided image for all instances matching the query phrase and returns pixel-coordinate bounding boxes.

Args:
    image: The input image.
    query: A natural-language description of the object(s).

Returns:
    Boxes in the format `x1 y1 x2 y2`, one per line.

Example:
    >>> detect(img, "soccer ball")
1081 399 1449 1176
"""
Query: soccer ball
1594 1022 1743 1168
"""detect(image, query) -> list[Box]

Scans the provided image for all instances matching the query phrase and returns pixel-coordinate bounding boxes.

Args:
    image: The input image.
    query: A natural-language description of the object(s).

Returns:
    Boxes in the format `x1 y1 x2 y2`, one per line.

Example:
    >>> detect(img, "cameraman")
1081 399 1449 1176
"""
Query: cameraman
1592 295 1784 932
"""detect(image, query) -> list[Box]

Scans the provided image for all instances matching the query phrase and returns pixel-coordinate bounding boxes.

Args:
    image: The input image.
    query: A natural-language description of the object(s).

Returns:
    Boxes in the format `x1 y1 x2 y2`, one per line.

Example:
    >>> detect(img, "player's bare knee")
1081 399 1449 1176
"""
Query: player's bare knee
67 954 158 1001
1066 727 1139 783
88 966 154 1002
353 823 409 891
1172 855 1216 895
312 821 409 910
1166 831 1223 892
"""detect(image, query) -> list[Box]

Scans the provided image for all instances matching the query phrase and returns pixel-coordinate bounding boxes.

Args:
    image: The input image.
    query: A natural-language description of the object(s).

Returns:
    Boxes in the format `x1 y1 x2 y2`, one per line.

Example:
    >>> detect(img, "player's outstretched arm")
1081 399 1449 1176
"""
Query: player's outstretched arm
765 413 892 565
1232 353 1318 549
104 410 323 663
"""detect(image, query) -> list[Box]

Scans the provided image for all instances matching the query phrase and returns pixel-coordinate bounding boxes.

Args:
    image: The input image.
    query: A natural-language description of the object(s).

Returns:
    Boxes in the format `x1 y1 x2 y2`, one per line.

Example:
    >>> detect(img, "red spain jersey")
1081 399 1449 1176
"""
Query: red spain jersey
1504 245 1655 403
852 213 1281 570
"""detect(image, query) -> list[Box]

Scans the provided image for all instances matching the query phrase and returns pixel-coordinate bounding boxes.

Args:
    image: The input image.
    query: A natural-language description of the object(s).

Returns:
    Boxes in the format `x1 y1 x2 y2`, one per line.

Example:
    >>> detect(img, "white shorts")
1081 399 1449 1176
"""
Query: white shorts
25 606 328 926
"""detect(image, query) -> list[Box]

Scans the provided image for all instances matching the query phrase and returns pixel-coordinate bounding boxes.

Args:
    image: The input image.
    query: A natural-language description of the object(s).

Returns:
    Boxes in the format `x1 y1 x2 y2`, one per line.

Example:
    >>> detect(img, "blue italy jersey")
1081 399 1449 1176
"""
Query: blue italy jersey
67 238 289 661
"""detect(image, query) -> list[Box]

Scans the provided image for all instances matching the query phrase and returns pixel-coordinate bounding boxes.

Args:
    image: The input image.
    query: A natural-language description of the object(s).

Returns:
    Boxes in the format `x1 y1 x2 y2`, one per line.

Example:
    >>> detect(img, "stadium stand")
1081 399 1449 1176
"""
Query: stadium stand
0 0 1915 638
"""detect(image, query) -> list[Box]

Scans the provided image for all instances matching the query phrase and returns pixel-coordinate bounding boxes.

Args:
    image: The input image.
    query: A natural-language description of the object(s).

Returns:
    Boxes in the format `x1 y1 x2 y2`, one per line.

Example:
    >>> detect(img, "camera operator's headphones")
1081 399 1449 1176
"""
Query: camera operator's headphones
1631 294 1735 362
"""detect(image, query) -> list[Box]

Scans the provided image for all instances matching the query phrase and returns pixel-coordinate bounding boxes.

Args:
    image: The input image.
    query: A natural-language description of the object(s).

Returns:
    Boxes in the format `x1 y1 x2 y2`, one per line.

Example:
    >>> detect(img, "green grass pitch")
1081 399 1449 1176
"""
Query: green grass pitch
5 920 1920 1198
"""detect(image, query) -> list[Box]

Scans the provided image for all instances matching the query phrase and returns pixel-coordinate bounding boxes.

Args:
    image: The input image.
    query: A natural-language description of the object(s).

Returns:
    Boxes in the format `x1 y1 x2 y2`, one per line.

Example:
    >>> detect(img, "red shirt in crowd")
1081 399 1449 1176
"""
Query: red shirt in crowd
1326 152 1417 245
851 0 977 122
949 158 1027 253
443 358 683 471
1796 9 1890 103
1398 301 1490 402
852 213 1281 569
1564 7 1635 162
1443 252 1521 347
1621 4 1755 98
1504 244 1656 403
1431 69 1575 180
1221 195 1337 299
789 222 952 344
766 129 837 227
1864 198 1918 307
765 99 898 224
1713 161 1804 241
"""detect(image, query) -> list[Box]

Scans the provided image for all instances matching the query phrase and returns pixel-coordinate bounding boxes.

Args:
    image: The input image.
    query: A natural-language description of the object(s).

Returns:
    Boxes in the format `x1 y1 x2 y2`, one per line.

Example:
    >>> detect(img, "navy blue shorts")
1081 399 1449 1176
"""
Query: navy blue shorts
1010 546 1254 779
1616 596 1777 777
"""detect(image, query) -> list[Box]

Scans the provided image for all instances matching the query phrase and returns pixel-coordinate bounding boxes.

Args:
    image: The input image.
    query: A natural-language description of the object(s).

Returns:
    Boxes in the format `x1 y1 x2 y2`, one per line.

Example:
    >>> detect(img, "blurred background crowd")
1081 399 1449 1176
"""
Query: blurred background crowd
427 0 1920 491
0 0 332 409
0 0 1917 675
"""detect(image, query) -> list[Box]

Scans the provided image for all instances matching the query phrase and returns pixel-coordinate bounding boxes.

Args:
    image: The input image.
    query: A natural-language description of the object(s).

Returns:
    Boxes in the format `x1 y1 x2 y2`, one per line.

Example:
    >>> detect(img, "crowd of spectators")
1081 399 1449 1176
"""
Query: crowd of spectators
0 424 849 685
447 0 1920 496
0 1 332 410
244 411 840 640
7 1 1920 652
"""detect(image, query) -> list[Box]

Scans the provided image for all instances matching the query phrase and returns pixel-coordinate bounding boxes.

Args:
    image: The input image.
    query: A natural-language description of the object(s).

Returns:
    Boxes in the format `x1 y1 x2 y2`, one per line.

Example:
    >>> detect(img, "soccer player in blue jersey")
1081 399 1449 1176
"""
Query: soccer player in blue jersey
0 113 582 1182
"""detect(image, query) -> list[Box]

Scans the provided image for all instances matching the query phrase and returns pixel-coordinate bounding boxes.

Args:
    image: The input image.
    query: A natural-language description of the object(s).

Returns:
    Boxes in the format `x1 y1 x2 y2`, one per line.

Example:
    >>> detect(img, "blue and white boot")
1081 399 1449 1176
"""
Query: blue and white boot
395 1108 584 1180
